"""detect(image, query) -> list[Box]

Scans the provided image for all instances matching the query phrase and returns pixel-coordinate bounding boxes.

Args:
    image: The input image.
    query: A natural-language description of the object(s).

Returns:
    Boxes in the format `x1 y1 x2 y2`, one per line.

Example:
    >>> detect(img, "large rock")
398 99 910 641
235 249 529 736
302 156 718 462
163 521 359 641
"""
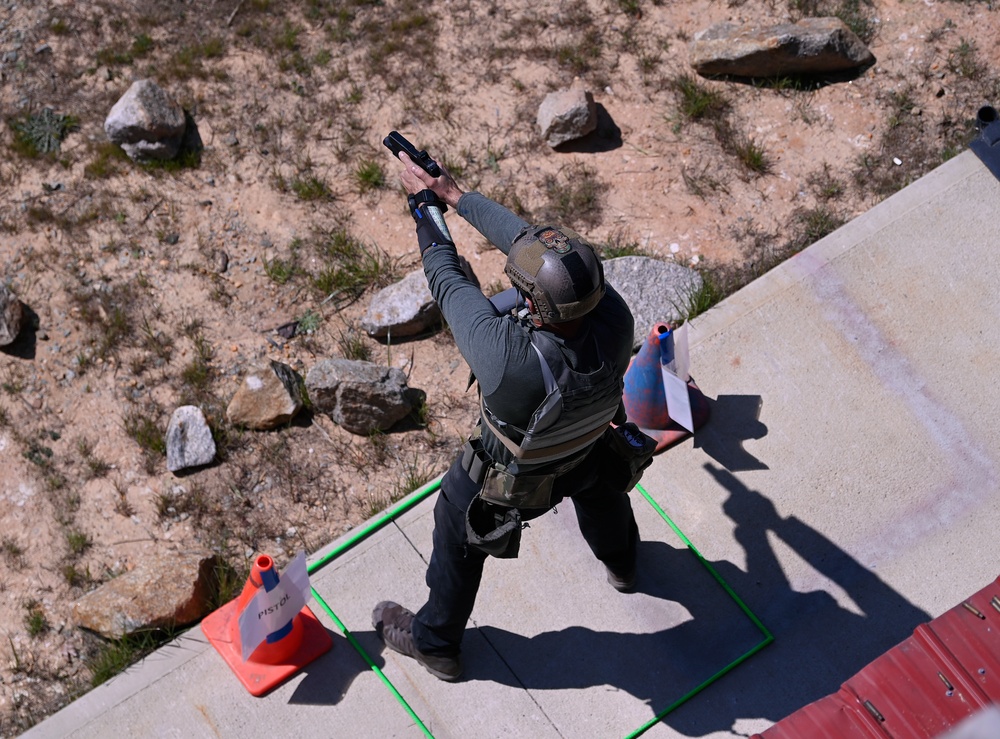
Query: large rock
306 359 423 435
362 259 479 339
0 284 23 346
538 77 597 148
166 405 216 472
226 360 305 430
603 257 704 351
71 551 219 638
104 79 187 161
690 17 875 78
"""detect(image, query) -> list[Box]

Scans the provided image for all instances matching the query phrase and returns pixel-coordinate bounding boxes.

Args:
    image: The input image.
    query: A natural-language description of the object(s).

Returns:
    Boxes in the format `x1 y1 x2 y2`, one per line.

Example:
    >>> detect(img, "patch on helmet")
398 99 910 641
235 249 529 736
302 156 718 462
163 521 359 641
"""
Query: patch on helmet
538 228 571 253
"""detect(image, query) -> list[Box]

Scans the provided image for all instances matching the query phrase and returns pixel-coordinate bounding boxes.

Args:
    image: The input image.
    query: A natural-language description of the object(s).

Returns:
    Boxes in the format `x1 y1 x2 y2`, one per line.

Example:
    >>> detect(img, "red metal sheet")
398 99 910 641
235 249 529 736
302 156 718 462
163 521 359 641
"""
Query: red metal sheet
842 631 987 737
754 689 888 739
920 577 1000 702
755 576 1000 738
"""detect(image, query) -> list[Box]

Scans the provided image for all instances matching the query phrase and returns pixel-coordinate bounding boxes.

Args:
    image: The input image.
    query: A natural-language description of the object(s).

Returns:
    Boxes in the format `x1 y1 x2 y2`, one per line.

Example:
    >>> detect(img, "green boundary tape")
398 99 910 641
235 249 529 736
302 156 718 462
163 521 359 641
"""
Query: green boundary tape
306 477 773 739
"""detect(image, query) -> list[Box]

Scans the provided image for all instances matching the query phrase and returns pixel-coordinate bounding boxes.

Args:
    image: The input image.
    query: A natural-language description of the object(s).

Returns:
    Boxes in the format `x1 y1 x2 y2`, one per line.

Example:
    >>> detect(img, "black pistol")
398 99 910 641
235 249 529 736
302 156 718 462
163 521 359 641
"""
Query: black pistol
383 131 441 178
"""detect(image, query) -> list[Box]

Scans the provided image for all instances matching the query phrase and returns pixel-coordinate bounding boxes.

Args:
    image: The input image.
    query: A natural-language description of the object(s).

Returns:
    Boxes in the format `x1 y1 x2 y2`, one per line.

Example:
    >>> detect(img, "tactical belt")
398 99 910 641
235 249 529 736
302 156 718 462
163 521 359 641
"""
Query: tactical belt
459 426 590 509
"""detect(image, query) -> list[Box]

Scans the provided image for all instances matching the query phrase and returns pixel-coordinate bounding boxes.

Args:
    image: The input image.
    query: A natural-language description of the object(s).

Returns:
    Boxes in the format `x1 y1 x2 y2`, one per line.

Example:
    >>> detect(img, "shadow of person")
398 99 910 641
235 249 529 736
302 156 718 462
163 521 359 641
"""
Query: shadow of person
661 465 931 735
694 394 769 471
286 628 386 706
466 465 930 736
467 537 767 715
0 303 39 360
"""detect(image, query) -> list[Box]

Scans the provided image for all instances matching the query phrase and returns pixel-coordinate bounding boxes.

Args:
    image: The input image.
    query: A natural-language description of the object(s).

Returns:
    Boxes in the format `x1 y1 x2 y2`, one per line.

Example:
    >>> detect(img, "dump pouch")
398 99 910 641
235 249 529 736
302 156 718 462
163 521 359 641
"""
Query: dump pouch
465 495 523 558
594 422 657 492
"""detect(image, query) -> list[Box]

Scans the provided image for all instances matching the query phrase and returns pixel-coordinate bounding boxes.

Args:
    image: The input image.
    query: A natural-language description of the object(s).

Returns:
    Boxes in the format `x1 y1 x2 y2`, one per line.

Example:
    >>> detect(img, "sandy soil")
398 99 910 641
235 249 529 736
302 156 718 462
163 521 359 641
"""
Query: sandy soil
1 0 998 731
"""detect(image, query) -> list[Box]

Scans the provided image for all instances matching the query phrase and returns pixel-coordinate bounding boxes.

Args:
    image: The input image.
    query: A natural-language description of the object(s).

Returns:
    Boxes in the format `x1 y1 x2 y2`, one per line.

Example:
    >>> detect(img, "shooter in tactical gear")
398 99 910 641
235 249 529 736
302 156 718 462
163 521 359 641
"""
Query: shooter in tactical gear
372 136 642 682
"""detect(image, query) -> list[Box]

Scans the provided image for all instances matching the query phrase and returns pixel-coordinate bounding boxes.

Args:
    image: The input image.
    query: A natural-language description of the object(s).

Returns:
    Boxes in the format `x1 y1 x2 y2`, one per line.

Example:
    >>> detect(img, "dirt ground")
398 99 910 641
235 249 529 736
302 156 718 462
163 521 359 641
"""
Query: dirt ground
1 0 998 732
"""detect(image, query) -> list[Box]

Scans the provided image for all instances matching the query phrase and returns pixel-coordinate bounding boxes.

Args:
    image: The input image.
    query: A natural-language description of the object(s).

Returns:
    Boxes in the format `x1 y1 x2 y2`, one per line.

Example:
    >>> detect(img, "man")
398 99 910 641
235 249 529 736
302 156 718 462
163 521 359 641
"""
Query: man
372 151 638 681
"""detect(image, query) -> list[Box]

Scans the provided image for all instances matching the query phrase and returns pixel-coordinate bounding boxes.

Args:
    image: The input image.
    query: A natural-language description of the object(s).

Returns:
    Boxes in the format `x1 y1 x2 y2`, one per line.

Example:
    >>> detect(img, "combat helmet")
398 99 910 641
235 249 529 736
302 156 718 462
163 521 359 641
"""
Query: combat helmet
505 225 605 324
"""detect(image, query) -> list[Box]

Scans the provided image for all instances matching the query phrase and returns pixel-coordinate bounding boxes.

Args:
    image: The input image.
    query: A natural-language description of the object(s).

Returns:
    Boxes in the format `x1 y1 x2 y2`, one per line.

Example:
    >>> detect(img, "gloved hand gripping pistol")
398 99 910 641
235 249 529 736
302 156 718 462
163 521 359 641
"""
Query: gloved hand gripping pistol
383 131 453 256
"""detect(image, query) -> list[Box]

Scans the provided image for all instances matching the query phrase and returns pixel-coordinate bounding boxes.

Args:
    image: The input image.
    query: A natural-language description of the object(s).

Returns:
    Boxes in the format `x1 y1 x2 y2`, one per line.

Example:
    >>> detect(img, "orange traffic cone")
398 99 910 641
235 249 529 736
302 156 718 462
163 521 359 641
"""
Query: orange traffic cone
622 323 710 453
201 554 332 696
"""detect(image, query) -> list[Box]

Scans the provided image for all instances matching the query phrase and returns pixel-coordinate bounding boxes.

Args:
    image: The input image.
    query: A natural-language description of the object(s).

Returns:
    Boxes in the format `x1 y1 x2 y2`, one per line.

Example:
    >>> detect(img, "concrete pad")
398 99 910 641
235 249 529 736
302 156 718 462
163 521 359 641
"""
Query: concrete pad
632 150 1000 737
307 488 766 739
24 150 1000 739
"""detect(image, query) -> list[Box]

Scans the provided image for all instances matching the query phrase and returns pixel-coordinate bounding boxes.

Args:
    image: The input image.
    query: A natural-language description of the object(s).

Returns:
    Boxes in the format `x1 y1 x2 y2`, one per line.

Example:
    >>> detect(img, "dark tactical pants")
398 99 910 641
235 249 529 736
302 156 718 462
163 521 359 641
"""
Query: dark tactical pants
411 448 639 657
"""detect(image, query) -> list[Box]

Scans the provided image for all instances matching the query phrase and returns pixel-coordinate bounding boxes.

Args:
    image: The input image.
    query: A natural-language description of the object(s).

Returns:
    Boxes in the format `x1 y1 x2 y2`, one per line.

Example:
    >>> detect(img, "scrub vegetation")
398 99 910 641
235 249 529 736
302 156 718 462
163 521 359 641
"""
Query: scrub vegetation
1 0 998 730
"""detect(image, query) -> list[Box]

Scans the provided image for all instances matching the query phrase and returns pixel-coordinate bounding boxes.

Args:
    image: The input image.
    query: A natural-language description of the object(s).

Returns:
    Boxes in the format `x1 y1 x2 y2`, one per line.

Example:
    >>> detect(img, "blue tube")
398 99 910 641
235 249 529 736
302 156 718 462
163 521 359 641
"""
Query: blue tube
659 326 674 367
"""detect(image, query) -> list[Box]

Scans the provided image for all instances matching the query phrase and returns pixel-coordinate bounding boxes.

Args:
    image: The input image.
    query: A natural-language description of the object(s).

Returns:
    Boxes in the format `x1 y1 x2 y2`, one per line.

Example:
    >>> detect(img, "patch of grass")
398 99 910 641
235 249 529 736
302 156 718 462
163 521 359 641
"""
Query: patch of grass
670 74 730 121
713 119 772 177
77 437 111 479
23 600 49 637
598 230 651 259
311 228 399 301
23 440 54 468
2 536 25 569
9 108 78 157
84 142 131 179
539 164 605 229
289 175 332 201
62 563 93 588
123 405 166 470
784 206 845 253
87 630 173 687
553 29 603 75
353 160 385 194
617 0 643 17
948 38 985 80
336 325 372 361
66 529 92 557
682 164 729 199
263 256 298 284
807 163 846 201
681 271 728 322
164 38 227 81
394 454 436 498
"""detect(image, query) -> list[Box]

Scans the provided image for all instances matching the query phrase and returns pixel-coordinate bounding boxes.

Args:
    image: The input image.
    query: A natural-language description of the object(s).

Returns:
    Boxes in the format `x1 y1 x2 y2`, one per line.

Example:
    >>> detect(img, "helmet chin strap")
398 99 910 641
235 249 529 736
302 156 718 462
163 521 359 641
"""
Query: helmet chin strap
523 297 544 327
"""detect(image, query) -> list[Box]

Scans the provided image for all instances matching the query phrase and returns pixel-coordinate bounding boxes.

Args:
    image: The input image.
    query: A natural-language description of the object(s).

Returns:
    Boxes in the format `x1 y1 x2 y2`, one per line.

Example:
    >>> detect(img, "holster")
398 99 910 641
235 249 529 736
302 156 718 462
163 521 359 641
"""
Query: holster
593 422 657 492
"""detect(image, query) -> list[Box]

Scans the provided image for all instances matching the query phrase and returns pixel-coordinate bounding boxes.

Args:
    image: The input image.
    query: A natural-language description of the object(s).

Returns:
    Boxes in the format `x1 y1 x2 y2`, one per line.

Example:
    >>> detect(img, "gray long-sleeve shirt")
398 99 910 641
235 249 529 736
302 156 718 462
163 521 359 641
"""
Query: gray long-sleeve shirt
421 192 634 466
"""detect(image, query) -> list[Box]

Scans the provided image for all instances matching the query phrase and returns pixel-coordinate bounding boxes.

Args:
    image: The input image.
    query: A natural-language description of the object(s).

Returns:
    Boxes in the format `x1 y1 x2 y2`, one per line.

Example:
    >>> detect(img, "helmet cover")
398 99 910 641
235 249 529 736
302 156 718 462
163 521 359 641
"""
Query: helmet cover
504 226 605 324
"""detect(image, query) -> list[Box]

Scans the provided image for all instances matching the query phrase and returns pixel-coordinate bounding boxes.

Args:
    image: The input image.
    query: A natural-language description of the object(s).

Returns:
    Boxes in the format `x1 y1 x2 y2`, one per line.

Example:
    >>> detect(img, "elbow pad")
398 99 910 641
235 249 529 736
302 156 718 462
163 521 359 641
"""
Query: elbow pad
409 189 454 255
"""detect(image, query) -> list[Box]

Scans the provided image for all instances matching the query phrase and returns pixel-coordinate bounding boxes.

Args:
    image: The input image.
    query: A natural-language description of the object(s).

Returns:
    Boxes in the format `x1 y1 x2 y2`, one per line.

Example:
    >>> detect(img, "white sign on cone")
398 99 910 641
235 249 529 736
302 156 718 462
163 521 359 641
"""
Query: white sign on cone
237 551 312 661
661 324 694 433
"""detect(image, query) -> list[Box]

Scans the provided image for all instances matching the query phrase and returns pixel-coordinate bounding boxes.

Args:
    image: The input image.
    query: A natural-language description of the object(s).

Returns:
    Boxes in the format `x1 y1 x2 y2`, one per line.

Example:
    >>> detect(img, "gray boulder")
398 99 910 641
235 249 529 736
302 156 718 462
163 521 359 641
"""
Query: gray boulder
306 359 423 435
166 405 216 472
0 284 23 346
603 257 703 351
362 259 479 339
104 79 187 161
538 77 597 148
362 268 442 339
226 360 305 430
71 551 219 638
690 17 875 78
